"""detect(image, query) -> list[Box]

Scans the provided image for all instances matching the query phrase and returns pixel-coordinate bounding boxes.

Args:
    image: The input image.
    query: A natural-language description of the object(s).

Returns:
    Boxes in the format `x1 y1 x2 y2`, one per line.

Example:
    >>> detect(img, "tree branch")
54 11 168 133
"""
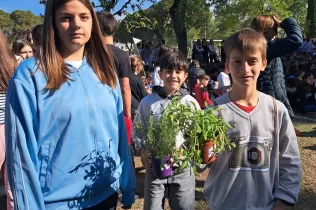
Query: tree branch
113 0 133 16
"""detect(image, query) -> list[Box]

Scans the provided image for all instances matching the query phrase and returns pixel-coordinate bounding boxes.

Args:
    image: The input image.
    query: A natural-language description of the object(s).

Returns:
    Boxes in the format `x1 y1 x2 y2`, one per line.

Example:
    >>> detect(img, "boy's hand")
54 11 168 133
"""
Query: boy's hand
271 199 288 210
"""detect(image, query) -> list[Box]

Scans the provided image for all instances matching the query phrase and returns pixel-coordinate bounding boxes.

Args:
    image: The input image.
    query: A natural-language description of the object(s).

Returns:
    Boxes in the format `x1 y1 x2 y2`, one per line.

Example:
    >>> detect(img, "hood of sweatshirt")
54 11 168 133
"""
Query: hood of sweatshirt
152 85 190 100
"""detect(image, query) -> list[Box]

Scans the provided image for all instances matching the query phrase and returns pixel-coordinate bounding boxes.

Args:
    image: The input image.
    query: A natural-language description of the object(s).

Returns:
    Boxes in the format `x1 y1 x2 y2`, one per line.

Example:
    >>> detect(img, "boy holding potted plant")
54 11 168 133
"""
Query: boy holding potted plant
204 28 301 210
136 51 200 210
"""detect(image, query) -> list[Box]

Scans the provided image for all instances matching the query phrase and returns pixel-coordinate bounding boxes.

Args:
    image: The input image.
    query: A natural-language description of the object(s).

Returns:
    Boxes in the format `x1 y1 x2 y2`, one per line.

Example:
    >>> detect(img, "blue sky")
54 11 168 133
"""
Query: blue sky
0 0 154 16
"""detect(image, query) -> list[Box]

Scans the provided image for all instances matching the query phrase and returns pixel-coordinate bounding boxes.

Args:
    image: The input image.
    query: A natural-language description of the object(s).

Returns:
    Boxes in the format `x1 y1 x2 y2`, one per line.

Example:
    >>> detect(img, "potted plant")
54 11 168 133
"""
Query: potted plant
133 111 181 177
133 97 234 177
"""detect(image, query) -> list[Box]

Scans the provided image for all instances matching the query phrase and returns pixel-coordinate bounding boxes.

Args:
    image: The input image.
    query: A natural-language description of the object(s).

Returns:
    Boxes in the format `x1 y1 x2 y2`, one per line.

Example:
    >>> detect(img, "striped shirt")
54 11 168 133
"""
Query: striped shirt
0 92 6 124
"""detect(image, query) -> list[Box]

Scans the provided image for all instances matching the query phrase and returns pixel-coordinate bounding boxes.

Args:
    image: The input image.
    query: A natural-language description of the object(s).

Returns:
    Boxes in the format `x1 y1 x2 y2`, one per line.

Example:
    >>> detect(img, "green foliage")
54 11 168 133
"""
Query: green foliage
0 10 14 38
10 10 42 38
210 0 308 39
133 97 234 175
0 10 42 44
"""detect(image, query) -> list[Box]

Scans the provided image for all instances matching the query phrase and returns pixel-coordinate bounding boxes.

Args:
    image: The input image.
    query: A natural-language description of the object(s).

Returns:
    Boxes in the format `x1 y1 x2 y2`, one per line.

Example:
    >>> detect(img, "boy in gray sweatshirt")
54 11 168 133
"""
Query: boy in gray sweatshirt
137 51 200 210
204 29 301 210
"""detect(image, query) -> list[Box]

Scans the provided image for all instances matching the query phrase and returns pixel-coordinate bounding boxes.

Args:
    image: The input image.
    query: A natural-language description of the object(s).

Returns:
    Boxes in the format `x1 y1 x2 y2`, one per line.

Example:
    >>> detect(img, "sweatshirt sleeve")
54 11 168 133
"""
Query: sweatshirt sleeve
116 84 136 206
267 18 303 60
273 107 301 205
5 77 45 210
202 88 213 106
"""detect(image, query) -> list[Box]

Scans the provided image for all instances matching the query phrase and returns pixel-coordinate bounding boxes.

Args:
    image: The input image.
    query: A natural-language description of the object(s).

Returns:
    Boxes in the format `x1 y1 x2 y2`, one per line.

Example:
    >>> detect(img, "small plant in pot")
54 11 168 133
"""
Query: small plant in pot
133 110 181 178
133 97 235 177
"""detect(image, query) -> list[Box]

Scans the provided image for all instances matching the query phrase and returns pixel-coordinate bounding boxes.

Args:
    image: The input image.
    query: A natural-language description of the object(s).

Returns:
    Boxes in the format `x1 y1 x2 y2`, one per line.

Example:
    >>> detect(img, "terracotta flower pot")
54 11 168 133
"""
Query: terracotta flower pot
201 140 216 164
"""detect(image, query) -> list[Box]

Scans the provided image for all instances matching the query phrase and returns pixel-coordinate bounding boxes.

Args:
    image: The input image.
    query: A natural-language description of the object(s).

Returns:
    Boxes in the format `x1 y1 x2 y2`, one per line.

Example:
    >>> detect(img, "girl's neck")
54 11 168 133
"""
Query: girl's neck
228 86 259 106
61 46 85 61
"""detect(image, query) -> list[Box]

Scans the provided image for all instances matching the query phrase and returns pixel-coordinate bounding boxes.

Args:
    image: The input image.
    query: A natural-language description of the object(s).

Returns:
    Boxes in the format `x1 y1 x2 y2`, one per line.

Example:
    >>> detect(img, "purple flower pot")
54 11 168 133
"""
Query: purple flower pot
151 156 174 178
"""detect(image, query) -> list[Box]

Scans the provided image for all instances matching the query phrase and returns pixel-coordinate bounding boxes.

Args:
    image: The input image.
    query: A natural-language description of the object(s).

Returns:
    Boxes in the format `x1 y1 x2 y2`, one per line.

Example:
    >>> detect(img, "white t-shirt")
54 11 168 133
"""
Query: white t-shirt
66 60 83 69
152 66 164 86
217 72 231 89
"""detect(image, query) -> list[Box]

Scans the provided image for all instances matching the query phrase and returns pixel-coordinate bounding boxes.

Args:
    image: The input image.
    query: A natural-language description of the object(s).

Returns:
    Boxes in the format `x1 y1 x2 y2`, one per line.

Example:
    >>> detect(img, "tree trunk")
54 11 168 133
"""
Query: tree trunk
307 0 316 38
170 0 188 56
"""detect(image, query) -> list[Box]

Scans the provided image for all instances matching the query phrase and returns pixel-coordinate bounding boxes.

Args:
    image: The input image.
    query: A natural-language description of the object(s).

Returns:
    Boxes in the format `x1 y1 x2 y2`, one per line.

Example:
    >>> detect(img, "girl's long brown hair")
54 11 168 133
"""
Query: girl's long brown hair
36 0 116 89
0 32 17 92
130 55 143 73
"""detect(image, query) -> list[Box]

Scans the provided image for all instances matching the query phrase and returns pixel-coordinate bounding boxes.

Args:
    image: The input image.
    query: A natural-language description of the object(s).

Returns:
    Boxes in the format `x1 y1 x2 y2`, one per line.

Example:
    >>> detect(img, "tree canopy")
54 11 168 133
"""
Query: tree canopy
28 0 313 54
0 10 42 44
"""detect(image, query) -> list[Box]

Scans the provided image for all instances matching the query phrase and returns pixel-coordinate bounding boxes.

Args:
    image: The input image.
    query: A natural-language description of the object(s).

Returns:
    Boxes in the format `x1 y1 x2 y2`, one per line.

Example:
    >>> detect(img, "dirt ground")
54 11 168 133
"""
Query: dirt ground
117 118 316 210
0 119 315 210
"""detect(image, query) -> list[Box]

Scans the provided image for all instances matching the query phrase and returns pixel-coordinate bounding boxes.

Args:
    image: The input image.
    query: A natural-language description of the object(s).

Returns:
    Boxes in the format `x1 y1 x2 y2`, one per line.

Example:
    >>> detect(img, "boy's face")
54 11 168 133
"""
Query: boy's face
159 68 188 94
226 49 267 88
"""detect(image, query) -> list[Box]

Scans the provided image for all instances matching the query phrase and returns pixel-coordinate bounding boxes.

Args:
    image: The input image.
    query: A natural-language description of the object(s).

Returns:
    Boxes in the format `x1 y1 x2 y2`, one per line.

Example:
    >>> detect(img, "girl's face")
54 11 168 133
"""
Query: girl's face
201 78 209 87
55 0 92 56
147 73 152 84
136 64 143 74
19 45 33 59
305 75 315 85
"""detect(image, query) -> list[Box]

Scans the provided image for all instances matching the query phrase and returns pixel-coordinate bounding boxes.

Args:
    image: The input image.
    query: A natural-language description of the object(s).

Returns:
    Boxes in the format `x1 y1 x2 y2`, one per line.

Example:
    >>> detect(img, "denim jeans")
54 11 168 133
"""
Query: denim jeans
144 166 195 210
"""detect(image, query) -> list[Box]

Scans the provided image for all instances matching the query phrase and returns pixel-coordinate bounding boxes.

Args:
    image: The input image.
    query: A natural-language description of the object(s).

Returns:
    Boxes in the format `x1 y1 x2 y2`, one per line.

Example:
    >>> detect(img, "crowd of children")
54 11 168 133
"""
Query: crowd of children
283 53 316 114
0 0 307 209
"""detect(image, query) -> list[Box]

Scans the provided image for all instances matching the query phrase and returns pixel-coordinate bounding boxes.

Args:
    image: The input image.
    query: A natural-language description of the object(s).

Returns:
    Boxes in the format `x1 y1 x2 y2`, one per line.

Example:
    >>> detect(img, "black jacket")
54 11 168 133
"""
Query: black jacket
130 74 147 119
296 82 316 112
258 18 303 117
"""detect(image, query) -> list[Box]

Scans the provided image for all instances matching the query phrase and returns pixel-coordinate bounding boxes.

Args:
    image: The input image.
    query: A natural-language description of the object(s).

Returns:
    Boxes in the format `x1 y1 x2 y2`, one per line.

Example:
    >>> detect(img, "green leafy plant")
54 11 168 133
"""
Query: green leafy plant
133 97 235 174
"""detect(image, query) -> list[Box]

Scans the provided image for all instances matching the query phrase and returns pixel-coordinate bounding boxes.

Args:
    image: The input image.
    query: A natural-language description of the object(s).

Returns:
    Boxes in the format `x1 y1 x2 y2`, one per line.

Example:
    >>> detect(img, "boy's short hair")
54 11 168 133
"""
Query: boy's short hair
159 51 189 73
97 11 117 36
224 28 267 61
198 74 210 81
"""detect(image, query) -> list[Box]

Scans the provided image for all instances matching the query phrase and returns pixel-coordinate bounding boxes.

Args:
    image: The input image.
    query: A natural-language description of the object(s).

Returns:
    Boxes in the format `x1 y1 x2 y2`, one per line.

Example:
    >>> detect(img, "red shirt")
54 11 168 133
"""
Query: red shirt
233 102 256 113
193 83 213 109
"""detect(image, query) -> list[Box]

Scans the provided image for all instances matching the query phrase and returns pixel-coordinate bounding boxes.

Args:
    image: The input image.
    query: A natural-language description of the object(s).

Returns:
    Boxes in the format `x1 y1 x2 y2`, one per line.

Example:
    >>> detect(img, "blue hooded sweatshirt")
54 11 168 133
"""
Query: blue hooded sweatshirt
5 57 136 210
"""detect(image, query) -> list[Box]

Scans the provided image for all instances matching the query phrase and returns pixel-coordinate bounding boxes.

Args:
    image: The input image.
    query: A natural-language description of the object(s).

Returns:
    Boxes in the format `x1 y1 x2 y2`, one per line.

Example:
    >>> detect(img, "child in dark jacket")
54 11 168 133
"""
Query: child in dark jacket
193 74 213 109
296 72 316 113
250 15 303 117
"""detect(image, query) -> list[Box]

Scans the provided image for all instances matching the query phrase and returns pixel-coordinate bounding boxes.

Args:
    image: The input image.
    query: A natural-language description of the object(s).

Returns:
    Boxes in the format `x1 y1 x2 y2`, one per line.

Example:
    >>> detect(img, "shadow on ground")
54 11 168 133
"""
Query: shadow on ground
300 127 316 138
303 144 316 151
292 188 316 210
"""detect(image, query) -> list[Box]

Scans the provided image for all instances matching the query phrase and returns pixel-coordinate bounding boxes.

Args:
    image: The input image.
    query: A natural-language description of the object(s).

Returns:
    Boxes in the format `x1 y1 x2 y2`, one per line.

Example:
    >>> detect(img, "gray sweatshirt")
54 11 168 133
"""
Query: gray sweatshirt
204 92 301 210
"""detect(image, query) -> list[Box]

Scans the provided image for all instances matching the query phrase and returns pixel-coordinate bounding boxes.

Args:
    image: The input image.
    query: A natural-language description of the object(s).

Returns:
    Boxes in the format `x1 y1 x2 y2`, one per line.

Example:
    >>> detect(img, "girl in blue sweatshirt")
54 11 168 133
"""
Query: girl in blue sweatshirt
5 0 135 209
